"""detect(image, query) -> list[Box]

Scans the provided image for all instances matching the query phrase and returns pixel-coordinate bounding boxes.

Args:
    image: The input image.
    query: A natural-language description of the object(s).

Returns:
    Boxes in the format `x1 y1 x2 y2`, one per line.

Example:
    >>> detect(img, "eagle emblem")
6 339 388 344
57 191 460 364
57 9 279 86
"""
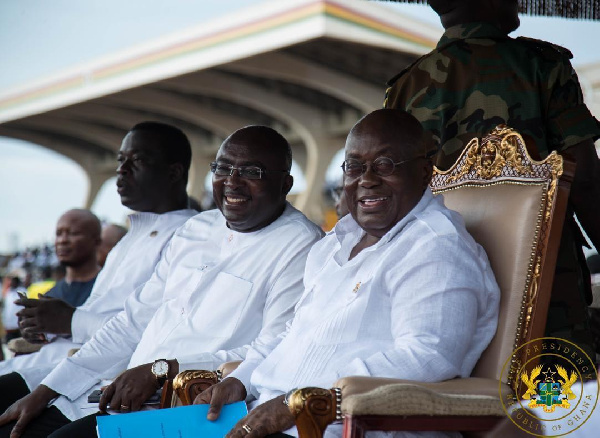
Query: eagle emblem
521 364 543 400
521 365 577 412
556 365 577 400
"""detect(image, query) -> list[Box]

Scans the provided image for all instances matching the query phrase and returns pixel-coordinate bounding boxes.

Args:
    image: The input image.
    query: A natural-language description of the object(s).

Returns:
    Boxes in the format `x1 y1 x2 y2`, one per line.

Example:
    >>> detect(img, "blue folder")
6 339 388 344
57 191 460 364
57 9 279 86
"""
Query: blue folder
97 402 247 438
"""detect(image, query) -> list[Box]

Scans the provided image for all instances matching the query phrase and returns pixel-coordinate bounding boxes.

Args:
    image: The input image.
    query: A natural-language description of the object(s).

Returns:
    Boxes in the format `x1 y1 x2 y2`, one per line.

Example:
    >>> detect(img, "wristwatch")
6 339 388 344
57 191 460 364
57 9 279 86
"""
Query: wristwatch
151 359 170 387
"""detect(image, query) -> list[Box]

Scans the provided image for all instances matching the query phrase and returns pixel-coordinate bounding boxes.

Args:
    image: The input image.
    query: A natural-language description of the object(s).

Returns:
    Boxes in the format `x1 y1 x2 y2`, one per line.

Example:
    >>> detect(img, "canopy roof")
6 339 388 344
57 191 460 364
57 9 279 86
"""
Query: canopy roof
373 0 600 20
0 0 439 221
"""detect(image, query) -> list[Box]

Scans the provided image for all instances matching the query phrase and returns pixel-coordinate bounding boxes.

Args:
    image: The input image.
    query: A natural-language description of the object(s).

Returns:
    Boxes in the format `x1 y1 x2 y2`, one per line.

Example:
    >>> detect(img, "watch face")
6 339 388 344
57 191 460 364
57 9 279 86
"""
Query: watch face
152 360 169 376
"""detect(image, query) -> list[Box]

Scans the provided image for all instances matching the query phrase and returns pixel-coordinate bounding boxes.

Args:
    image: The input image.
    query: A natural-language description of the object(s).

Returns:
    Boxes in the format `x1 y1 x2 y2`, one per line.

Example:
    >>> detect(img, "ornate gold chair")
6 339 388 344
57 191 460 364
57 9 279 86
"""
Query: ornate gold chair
160 361 241 408
287 126 573 437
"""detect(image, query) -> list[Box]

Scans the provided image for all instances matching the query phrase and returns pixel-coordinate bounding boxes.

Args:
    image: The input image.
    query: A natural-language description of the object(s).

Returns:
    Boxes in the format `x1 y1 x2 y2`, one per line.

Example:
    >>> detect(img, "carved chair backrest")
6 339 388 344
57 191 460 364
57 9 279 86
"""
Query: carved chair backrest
429 126 571 388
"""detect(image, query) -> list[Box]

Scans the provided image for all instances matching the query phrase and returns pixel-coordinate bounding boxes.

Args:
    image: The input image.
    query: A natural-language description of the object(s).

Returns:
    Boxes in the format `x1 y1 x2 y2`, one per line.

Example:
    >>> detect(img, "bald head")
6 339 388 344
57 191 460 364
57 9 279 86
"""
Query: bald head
224 125 292 171
55 209 101 268
350 108 434 160
58 209 102 238
428 0 519 33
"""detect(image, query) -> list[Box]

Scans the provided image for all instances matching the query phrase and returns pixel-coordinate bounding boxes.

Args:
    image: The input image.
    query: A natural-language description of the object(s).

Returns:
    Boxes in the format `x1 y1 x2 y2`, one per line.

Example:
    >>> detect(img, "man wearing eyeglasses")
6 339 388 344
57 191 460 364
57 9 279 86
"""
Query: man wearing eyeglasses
197 109 499 438
0 126 323 438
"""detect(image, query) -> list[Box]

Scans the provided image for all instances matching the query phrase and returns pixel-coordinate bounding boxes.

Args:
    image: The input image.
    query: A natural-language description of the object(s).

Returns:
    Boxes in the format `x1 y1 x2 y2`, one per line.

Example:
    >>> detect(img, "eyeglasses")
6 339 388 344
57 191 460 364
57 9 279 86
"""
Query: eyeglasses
341 156 422 179
210 162 289 180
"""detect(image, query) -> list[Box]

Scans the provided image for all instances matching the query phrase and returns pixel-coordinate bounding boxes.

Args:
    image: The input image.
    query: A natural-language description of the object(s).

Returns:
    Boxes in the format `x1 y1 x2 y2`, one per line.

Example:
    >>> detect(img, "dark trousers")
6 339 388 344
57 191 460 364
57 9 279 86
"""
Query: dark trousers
48 414 100 438
0 373 290 438
0 372 71 438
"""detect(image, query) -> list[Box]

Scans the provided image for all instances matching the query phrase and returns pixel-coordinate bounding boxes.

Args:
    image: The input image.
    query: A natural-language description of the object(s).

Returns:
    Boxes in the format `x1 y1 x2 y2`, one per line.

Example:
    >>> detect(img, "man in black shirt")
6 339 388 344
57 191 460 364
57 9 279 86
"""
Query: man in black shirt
17 209 102 338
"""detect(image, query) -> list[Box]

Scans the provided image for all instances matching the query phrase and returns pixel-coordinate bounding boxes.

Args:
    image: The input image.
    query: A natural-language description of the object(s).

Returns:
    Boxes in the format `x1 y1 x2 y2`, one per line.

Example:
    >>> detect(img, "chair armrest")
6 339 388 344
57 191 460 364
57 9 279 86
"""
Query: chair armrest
290 378 511 438
172 370 221 406
334 376 507 416
7 337 43 355
218 361 242 378
288 387 340 438
160 361 243 409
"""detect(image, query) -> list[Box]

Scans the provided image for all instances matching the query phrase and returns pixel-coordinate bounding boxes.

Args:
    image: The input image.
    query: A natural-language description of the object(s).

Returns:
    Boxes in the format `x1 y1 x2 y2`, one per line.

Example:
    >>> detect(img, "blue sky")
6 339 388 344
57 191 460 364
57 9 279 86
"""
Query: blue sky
1 0 599 253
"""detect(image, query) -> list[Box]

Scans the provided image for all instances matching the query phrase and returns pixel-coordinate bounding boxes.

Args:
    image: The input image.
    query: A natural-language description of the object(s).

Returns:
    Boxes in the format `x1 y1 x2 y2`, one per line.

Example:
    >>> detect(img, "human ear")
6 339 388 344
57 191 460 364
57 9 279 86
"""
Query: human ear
282 174 294 195
168 163 184 183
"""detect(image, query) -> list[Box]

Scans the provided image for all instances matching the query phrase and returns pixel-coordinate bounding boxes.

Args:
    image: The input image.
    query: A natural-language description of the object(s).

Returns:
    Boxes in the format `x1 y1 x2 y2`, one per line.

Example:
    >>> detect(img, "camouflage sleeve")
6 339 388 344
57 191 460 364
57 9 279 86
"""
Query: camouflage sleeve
546 57 600 152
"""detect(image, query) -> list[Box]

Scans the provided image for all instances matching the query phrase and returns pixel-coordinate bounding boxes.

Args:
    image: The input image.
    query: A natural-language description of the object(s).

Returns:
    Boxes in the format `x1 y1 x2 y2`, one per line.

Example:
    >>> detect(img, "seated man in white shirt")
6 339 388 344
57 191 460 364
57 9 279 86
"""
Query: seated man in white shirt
0 121 197 434
197 109 500 438
0 125 324 438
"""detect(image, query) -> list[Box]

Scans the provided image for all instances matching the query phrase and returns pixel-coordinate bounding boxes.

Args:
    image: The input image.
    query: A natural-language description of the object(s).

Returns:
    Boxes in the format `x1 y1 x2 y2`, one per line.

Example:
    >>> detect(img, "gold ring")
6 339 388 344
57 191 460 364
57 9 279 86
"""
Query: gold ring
242 424 252 434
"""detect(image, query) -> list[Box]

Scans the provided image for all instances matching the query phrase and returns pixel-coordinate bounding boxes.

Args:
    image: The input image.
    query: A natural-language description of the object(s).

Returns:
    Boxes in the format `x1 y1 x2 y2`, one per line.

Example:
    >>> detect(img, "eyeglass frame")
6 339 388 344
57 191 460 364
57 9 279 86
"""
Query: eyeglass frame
340 156 424 179
210 161 290 180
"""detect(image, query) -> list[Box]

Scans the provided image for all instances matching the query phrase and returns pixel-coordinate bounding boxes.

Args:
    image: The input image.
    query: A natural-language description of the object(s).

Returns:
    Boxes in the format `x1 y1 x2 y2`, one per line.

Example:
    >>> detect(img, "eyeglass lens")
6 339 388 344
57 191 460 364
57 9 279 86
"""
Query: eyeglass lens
211 163 263 179
342 157 397 178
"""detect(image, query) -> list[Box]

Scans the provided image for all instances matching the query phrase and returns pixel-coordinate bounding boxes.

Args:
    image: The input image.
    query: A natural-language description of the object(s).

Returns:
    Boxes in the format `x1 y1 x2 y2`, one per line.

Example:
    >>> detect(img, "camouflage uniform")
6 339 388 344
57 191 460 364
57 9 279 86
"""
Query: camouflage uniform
385 22 600 358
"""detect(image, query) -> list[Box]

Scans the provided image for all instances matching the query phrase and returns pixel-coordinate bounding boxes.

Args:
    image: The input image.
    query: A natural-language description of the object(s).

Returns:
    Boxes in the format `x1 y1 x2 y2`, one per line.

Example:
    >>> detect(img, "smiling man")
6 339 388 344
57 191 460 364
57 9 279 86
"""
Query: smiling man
198 109 500 438
0 125 323 438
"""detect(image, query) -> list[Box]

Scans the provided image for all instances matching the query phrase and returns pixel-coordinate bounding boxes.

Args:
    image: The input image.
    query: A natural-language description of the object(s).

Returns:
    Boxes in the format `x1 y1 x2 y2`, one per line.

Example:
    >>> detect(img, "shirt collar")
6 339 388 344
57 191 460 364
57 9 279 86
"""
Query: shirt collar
333 187 435 248
128 208 194 228
221 201 292 244
438 22 509 48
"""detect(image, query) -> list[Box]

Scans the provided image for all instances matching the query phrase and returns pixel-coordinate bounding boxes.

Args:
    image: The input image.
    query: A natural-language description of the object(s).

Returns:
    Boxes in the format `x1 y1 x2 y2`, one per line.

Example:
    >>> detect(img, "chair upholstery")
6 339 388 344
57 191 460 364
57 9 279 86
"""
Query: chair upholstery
288 126 573 437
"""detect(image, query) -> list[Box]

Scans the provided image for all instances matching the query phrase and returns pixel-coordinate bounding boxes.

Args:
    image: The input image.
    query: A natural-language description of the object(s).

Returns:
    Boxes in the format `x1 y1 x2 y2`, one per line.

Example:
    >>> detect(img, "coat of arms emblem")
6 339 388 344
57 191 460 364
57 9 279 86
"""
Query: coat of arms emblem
521 364 578 413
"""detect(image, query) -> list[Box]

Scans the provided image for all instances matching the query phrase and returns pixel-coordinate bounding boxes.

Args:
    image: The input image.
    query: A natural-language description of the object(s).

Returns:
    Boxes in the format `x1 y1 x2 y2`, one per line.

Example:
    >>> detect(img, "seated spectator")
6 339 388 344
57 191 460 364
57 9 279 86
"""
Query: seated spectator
198 109 500 438
96 224 127 268
0 125 323 438
20 209 102 315
0 122 197 413
7 254 25 273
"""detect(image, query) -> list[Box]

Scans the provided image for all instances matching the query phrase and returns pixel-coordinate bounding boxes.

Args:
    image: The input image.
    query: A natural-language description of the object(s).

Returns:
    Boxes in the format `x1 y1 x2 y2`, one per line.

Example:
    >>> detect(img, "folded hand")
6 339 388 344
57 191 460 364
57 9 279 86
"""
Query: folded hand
16 296 74 336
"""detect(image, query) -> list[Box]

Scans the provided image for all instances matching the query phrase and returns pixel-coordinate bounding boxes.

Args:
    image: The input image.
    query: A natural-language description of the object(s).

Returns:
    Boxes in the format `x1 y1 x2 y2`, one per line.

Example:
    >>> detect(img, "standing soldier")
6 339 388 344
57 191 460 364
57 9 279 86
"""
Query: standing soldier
385 0 600 358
